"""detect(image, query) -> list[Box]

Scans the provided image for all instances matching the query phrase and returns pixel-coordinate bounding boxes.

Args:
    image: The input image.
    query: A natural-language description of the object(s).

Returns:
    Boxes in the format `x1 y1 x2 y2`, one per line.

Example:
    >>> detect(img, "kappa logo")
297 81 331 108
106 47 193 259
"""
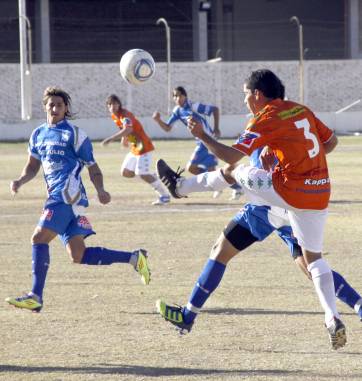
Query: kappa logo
41 209 53 221
78 216 92 230
237 130 261 149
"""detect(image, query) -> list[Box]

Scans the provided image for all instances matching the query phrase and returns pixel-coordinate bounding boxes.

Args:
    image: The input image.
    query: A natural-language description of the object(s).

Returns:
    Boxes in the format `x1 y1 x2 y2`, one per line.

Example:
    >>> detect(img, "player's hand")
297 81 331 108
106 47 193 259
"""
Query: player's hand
97 189 111 204
10 180 21 195
187 116 205 139
259 146 275 172
100 140 109 147
213 129 221 139
152 111 161 121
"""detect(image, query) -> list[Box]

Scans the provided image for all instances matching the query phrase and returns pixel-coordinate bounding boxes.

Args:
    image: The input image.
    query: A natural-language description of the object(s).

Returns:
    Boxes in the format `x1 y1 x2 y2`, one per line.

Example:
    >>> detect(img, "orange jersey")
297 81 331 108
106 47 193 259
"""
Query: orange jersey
233 99 334 210
111 109 154 155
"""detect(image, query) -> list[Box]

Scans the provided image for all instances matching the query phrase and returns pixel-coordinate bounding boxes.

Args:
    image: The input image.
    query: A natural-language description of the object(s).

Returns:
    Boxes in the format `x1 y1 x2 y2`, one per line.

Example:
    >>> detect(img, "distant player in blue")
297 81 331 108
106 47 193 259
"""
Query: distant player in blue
153 86 220 175
156 147 362 333
5 86 151 313
153 86 242 198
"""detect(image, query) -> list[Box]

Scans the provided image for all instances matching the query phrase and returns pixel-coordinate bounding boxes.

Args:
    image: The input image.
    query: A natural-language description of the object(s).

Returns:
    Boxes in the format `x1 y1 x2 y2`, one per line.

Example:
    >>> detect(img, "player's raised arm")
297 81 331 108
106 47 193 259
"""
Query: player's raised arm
187 116 244 164
87 163 111 204
10 155 41 194
152 111 172 132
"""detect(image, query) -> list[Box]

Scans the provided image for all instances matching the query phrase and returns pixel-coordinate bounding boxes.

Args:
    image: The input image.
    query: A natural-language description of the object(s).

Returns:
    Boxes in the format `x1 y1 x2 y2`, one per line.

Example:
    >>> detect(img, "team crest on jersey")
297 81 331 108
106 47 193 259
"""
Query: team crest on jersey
236 130 261 149
78 216 92 230
40 208 53 221
62 131 70 142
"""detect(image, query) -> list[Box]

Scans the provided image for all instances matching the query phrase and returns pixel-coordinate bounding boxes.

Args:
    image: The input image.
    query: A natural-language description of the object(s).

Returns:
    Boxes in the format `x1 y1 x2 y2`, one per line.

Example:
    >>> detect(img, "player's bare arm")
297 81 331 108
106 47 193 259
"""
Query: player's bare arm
101 126 133 147
187 116 244 164
323 134 338 154
88 163 111 204
259 146 276 171
152 111 172 132
10 155 41 194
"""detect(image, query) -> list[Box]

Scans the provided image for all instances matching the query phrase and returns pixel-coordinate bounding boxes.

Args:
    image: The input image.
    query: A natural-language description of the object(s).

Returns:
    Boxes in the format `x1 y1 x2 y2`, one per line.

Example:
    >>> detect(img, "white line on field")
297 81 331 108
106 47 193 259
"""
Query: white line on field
2 206 240 219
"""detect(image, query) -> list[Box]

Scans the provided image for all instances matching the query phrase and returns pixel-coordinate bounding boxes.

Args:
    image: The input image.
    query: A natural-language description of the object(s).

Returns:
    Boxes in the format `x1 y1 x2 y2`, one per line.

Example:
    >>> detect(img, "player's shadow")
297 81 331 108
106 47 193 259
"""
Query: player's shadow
0 364 319 378
2 364 362 378
330 200 362 204
202 307 356 317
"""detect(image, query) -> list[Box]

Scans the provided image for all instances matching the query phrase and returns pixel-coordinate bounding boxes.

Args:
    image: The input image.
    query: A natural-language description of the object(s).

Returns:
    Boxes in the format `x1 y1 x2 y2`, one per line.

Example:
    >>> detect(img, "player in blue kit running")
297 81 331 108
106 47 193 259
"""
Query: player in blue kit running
153 86 243 199
5 86 151 313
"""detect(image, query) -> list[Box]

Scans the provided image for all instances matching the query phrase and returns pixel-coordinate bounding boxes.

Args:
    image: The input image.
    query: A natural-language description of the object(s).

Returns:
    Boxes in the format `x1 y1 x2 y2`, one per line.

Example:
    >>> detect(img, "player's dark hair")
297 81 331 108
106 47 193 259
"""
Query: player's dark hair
245 69 285 100
174 86 187 97
106 94 122 107
43 86 73 118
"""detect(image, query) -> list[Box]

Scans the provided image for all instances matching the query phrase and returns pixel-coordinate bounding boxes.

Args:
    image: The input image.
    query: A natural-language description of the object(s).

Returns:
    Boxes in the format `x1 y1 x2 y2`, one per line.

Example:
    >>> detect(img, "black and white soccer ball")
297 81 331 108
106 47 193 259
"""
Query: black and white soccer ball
119 49 155 85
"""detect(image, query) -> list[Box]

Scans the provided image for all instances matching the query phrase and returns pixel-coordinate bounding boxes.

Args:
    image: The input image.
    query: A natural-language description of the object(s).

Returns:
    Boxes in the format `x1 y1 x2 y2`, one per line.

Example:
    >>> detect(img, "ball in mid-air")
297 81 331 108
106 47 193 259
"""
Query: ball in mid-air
119 49 155 85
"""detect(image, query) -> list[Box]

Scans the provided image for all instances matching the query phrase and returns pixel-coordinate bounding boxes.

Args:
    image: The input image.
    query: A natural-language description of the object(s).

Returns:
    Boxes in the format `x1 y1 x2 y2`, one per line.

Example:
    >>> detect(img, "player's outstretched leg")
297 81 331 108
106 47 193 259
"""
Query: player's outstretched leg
134 249 151 285
156 300 194 335
80 246 151 285
156 159 185 199
332 270 362 321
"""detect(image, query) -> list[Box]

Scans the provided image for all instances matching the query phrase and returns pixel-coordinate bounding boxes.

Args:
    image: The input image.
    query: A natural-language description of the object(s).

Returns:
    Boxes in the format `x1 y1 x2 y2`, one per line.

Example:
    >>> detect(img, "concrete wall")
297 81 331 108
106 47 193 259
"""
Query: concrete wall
1 60 362 140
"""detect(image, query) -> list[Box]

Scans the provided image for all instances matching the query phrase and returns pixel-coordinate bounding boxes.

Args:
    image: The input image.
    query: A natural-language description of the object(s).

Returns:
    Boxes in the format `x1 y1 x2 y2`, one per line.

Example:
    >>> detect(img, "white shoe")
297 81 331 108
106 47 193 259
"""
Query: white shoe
213 190 223 199
229 189 243 201
152 195 171 205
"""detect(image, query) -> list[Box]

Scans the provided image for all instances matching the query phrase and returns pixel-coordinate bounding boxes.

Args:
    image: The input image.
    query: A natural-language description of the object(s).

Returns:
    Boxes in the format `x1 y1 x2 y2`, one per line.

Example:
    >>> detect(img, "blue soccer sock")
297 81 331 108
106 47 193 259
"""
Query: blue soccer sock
333 270 361 309
81 247 134 265
31 243 50 300
183 259 226 324
230 183 242 190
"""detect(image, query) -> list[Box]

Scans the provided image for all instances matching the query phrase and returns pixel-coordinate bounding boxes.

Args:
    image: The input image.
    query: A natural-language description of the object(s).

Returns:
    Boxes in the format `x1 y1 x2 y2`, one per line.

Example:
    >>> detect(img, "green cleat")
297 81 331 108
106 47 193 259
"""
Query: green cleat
156 299 193 334
6 293 43 313
134 249 151 285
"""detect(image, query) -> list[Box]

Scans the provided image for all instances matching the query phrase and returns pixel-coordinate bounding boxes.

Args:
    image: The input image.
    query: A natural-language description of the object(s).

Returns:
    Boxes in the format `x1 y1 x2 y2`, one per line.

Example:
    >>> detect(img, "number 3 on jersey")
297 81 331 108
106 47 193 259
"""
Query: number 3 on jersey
294 118 320 158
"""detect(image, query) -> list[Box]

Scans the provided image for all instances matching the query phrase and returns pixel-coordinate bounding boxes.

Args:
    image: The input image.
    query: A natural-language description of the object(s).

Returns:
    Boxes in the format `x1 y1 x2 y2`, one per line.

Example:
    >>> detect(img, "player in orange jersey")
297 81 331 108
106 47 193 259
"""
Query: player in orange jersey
156 69 346 350
101 94 170 205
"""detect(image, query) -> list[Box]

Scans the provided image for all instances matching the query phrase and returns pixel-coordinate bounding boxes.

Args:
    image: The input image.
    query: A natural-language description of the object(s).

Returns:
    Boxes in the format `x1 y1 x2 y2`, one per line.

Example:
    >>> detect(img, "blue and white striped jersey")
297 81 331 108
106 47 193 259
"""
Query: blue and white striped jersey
167 99 215 137
28 119 95 207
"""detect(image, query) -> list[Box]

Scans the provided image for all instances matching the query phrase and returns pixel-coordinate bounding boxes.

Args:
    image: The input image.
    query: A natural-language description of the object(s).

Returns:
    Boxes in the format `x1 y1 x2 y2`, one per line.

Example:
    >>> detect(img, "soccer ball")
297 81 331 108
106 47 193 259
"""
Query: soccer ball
119 49 155 85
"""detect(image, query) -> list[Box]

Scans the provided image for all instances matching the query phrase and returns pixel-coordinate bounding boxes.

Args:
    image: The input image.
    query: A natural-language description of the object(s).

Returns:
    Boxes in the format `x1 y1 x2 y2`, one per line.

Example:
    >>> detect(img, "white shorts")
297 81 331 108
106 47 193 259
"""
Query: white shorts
121 151 153 175
233 164 328 253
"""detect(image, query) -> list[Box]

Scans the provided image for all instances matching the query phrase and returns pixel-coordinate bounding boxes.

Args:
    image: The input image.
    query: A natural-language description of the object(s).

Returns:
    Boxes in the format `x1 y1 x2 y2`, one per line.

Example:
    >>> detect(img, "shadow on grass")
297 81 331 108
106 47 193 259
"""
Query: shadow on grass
1 364 362 378
0 364 314 377
120 308 356 318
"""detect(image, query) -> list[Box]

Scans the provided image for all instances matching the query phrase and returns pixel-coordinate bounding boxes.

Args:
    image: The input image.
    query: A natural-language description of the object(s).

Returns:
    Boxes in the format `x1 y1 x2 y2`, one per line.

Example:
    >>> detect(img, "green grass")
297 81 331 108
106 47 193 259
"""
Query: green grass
0 137 362 381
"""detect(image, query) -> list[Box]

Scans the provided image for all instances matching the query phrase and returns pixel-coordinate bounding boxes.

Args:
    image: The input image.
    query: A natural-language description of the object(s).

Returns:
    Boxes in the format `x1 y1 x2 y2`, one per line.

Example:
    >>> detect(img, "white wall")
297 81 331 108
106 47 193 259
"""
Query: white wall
1 113 360 142
1 59 362 140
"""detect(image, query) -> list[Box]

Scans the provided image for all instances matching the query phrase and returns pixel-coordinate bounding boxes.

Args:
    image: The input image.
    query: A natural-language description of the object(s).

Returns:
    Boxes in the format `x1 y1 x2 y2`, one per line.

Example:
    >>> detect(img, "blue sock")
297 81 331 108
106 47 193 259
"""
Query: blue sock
333 270 361 309
81 247 133 265
230 183 242 190
31 244 50 300
183 259 226 324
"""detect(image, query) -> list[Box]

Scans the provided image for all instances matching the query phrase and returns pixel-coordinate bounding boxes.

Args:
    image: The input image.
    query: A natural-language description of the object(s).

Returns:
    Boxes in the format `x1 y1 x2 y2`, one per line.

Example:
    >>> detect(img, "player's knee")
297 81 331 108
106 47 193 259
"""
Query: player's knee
68 248 85 264
121 169 135 178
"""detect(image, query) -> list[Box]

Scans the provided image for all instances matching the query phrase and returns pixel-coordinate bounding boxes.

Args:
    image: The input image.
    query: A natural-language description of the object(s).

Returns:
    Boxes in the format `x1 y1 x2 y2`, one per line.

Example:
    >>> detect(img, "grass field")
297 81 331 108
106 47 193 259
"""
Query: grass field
1 137 362 381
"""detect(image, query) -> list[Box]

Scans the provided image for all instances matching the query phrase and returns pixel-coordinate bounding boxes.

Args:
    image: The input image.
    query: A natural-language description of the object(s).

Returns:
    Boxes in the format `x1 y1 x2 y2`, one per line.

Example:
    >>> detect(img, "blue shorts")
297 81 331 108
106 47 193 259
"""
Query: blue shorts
233 204 298 257
189 142 218 170
38 203 95 246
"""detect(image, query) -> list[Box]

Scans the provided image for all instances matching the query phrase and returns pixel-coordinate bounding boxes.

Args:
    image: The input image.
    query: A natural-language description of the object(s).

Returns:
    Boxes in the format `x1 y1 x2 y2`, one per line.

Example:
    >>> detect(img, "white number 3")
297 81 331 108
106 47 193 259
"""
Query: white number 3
294 119 320 158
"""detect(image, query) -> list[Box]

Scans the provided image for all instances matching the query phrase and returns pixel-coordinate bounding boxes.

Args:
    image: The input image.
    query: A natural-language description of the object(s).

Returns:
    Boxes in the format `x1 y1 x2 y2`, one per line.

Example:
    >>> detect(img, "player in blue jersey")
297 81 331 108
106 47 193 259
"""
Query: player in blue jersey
5 86 151 313
153 86 243 199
